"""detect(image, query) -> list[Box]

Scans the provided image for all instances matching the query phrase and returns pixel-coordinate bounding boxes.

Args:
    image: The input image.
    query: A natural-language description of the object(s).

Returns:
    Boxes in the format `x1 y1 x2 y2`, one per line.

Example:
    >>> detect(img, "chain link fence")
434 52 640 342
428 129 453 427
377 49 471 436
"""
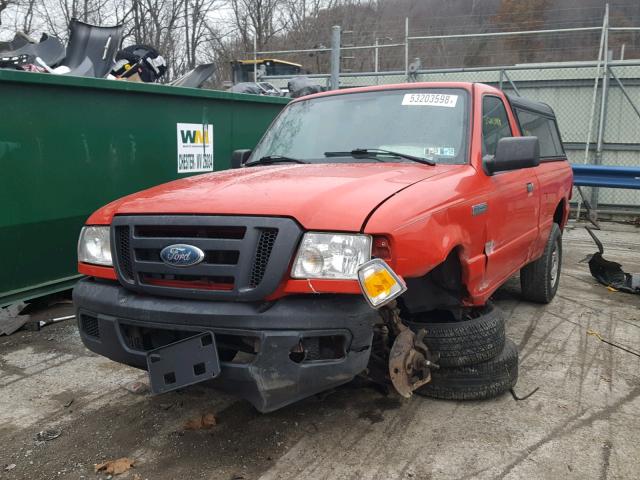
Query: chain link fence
262 61 640 217
265 60 640 214
255 13 640 218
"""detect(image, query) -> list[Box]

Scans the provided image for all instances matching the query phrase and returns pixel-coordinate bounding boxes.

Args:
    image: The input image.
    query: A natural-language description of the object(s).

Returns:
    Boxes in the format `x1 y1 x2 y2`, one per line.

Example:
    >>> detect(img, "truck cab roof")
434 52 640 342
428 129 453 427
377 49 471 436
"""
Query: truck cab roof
294 81 478 103
294 82 556 120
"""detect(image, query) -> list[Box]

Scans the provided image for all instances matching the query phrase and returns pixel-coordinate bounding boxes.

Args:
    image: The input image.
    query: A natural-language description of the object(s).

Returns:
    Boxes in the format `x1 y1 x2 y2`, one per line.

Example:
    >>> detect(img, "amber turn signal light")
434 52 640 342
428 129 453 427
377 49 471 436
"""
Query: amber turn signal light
357 259 407 308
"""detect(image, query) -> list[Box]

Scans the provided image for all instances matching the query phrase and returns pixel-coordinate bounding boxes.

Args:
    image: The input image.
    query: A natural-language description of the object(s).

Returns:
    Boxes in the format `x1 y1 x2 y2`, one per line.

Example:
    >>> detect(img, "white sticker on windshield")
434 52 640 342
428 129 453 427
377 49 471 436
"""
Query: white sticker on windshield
402 93 458 107
426 146 456 157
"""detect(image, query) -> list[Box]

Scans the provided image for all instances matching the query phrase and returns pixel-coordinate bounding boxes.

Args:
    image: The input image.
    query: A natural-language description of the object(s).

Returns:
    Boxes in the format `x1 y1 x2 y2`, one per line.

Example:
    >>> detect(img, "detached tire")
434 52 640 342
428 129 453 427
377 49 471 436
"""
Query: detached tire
521 223 562 304
405 303 505 367
417 338 518 400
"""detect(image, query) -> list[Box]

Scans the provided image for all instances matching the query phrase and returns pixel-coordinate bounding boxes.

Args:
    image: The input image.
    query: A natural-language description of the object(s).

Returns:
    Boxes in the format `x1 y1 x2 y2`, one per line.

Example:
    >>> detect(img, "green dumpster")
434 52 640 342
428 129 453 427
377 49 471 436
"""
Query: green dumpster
0 69 288 306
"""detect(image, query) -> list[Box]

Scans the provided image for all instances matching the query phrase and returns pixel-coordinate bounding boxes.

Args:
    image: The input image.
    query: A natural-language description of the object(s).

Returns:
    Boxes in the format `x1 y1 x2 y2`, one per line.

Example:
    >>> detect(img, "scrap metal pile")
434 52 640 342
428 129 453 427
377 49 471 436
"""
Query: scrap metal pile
0 17 322 94
0 18 165 82
229 76 326 98
0 18 214 88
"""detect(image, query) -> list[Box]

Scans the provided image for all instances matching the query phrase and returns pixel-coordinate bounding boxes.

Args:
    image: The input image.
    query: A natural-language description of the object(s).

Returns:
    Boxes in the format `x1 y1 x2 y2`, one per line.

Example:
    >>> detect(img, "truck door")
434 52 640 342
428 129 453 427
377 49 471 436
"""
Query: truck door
481 95 541 289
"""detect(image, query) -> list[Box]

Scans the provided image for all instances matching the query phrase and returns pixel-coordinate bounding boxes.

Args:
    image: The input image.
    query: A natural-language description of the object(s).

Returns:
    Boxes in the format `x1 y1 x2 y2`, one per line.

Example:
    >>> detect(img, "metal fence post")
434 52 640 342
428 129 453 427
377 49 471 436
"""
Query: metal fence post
253 36 258 82
330 25 341 90
591 7 610 215
405 17 409 82
577 4 608 221
374 37 379 85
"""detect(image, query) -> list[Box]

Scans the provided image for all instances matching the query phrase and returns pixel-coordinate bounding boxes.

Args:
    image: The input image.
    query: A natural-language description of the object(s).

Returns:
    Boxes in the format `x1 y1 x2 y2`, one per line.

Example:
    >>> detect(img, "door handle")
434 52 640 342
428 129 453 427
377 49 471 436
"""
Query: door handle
526 182 534 193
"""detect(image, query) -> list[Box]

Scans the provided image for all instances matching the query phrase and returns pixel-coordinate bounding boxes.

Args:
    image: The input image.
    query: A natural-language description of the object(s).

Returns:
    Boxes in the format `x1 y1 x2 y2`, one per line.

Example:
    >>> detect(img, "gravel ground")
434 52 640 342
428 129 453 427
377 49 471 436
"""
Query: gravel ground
1 221 639 480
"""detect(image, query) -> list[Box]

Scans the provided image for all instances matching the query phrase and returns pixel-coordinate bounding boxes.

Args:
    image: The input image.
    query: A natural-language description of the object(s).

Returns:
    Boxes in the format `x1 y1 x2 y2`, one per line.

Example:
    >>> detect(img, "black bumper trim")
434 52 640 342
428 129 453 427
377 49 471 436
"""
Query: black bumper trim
73 278 379 412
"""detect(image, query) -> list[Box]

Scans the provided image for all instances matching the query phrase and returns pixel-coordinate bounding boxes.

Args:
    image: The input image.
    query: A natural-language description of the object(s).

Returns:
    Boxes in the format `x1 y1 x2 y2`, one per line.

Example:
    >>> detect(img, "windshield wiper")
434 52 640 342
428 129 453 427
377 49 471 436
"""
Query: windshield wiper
324 148 435 166
251 155 308 165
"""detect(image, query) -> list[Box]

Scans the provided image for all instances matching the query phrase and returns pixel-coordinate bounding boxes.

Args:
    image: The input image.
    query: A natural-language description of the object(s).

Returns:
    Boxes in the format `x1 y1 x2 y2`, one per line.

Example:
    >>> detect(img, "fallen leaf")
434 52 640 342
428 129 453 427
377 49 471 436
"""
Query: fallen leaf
184 413 217 430
4 464 16 471
202 413 217 428
133 474 143 480
94 457 135 475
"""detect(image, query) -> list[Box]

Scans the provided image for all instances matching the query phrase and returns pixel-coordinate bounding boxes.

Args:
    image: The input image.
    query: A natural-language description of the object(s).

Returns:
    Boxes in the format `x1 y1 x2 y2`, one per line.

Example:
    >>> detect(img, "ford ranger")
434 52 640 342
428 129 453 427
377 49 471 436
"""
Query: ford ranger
73 82 573 411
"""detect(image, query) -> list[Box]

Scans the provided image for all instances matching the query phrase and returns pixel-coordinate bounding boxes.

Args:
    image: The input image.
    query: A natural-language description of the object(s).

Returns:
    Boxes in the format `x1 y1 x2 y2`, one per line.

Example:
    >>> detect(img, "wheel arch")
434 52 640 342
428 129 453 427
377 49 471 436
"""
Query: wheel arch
399 244 471 316
553 198 568 230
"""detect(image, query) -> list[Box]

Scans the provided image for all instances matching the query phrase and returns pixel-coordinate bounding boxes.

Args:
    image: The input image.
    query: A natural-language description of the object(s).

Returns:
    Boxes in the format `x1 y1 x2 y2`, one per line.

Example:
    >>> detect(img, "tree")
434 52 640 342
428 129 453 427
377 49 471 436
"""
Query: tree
184 0 219 69
229 0 286 51
0 0 13 26
491 0 551 63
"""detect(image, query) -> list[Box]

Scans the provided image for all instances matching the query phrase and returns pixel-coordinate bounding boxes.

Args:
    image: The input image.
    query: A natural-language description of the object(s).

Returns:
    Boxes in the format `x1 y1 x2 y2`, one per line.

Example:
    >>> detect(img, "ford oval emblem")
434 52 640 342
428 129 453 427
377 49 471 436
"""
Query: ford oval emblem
160 244 205 267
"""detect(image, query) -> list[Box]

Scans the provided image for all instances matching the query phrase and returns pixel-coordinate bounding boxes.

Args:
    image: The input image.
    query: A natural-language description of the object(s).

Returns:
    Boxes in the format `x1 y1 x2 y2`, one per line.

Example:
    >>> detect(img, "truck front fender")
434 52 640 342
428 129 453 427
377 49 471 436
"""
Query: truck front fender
363 187 489 300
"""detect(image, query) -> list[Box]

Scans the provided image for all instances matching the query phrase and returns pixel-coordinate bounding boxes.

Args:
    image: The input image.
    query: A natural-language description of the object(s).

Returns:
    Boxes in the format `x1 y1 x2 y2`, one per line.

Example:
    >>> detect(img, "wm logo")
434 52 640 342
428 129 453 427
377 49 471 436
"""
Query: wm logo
180 128 210 144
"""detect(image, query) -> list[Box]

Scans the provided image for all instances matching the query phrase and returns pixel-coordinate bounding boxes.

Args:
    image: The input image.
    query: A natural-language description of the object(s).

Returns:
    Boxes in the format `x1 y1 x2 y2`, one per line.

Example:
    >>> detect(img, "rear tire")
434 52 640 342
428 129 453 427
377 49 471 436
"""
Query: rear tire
520 223 562 304
405 303 505 367
416 338 518 400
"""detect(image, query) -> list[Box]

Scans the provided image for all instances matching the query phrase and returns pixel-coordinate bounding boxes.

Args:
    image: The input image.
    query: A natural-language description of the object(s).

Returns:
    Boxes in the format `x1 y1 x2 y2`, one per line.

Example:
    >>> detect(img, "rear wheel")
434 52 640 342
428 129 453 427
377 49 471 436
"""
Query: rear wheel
416 338 518 400
520 223 562 304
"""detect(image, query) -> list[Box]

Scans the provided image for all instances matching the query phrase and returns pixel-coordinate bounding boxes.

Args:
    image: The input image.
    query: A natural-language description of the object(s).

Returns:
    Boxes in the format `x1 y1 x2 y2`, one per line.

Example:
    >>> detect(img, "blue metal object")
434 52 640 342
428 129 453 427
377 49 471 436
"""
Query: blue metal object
572 164 640 190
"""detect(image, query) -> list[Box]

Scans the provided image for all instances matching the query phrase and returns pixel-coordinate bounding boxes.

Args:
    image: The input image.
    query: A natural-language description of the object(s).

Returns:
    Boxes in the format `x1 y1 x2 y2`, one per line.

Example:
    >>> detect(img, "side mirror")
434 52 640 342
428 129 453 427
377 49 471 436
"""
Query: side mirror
484 136 540 175
231 149 252 169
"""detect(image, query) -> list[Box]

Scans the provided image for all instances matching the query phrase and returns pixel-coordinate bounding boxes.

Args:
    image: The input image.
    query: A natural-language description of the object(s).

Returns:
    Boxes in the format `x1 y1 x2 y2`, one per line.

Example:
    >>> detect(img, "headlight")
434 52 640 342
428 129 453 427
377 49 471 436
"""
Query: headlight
292 233 371 279
78 226 112 266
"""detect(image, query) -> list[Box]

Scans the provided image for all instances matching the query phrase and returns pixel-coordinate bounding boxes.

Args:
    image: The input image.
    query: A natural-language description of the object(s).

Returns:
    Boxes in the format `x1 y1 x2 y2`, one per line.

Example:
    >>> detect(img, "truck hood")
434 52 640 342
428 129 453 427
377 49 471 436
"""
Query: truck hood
90 163 460 231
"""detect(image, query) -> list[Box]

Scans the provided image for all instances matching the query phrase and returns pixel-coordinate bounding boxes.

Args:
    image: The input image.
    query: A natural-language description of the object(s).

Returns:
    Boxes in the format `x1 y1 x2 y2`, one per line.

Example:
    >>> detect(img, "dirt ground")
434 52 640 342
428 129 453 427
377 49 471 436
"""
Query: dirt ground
1 222 639 480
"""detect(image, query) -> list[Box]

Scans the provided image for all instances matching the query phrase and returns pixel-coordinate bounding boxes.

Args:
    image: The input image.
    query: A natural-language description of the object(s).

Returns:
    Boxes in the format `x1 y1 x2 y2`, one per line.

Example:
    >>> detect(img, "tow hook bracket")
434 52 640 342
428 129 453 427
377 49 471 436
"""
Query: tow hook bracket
388 326 439 398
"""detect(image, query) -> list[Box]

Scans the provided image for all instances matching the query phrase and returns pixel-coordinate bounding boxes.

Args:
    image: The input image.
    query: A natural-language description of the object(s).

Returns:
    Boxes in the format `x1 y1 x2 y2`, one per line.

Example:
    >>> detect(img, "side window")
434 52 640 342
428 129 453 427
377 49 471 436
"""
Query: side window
515 109 565 158
482 96 513 156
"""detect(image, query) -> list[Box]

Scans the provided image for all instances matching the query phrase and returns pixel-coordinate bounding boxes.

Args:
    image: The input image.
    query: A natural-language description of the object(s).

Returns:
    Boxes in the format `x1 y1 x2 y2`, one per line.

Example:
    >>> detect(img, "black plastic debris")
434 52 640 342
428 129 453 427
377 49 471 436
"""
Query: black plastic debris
111 44 167 82
287 76 325 98
171 63 215 89
0 33 65 70
229 81 281 96
229 82 267 95
0 31 34 51
586 226 640 294
58 18 123 77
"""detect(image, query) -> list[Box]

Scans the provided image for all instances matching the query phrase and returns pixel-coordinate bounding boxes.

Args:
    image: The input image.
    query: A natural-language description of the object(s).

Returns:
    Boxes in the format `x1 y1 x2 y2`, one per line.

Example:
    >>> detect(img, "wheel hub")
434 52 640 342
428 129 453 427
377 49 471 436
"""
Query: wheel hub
389 328 438 397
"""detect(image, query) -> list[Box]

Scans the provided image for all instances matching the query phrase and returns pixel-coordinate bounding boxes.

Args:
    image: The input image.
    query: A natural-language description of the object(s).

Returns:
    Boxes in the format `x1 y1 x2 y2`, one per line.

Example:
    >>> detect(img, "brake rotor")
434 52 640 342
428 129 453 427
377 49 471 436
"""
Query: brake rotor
388 328 432 398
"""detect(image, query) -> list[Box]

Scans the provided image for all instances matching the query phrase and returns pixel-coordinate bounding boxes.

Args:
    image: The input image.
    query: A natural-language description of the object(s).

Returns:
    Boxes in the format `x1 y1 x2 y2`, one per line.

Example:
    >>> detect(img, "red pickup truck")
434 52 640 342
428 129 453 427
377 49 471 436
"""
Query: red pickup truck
74 82 573 411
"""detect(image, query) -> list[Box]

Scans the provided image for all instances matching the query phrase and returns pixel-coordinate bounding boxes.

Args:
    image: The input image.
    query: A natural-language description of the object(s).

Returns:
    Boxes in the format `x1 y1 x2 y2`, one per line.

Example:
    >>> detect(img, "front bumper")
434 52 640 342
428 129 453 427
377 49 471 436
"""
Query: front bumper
73 278 379 412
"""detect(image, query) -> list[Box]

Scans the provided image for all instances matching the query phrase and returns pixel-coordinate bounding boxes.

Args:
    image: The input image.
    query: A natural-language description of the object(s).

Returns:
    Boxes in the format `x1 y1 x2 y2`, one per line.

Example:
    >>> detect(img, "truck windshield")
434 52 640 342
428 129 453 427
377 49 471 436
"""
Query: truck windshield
248 88 469 165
